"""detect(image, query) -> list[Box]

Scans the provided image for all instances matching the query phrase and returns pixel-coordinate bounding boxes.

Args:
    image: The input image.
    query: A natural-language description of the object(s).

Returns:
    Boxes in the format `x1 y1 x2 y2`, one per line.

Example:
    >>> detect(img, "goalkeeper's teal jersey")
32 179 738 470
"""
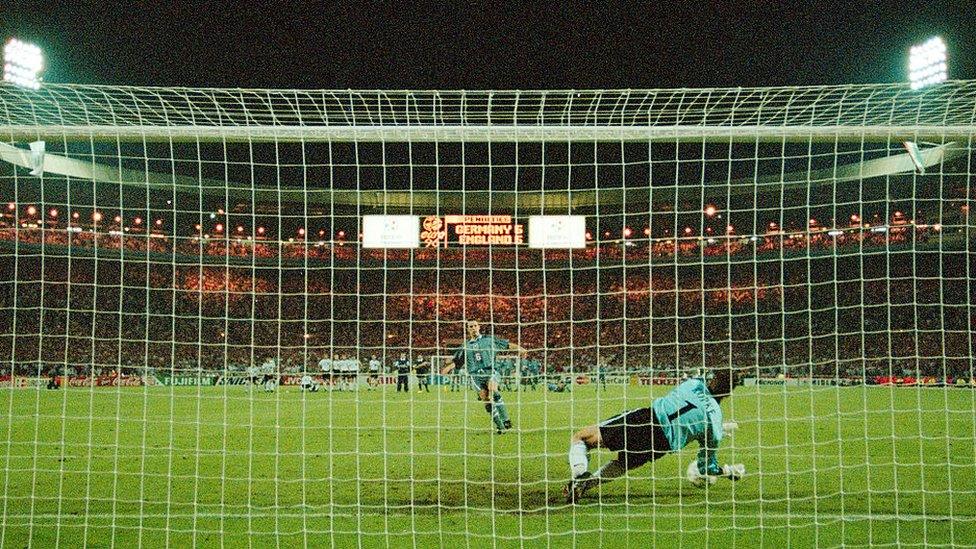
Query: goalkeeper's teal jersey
453 335 509 375
651 378 725 475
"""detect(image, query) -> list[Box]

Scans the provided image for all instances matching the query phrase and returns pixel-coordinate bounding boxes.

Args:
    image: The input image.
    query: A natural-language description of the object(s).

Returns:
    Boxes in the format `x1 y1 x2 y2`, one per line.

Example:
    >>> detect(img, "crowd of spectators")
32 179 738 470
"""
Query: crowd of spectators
0 212 952 268
1 268 970 382
0 215 971 383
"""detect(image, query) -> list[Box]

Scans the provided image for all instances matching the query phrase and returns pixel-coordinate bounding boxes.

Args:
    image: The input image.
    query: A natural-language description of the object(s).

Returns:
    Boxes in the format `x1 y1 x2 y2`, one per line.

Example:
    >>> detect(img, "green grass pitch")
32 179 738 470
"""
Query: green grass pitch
0 383 973 548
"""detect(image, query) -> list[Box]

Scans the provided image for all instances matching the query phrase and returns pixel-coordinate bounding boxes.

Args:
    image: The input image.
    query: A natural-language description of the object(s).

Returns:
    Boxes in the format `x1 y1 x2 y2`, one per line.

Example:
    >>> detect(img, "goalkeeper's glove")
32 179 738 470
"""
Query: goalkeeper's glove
722 421 739 438
721 463 745 481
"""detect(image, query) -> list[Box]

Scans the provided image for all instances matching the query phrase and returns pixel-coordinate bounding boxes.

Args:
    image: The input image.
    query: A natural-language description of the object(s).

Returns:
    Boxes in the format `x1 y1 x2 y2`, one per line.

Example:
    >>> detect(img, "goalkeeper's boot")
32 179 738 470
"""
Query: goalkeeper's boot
503 419 512 430
563 472 591 504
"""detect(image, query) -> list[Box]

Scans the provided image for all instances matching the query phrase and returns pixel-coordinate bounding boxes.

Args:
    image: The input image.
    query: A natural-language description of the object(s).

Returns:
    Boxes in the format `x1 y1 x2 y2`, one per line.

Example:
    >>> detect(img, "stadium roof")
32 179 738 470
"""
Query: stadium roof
0 140 964 212
1 82 972 212
1 81 976 143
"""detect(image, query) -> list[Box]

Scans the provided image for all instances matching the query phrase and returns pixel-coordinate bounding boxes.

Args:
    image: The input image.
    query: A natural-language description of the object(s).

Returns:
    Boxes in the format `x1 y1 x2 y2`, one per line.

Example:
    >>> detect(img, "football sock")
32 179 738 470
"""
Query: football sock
569 441 589 478
492 392 510 423
484 402 504 430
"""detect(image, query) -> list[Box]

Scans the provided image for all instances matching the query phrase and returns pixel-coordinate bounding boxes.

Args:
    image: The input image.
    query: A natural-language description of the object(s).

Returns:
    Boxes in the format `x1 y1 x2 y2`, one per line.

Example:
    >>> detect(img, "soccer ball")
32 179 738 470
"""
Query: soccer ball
686 461 716 488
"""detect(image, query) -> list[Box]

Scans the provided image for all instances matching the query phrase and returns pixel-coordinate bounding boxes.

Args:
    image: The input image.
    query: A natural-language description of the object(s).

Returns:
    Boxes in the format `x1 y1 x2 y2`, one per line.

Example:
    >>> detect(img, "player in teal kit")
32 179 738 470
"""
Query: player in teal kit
521 357 541 390
441 320 526 433
564 367 746 502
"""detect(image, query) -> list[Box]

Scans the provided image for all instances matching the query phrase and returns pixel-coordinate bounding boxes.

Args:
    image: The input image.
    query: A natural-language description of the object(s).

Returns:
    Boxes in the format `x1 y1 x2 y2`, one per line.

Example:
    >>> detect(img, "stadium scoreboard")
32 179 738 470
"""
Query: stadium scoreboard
363 215 585 249
423 215 524 247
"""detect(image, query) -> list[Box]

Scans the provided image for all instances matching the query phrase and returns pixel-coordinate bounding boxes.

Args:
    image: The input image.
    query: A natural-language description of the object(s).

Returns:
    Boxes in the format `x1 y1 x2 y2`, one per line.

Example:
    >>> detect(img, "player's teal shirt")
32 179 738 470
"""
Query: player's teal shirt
651 378 725 475
453 335 509 375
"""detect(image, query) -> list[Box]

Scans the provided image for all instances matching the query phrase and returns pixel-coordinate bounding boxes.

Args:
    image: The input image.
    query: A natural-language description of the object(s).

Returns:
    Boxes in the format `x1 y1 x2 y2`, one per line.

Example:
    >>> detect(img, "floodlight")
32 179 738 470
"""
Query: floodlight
909 37 947 90
3 38 43 90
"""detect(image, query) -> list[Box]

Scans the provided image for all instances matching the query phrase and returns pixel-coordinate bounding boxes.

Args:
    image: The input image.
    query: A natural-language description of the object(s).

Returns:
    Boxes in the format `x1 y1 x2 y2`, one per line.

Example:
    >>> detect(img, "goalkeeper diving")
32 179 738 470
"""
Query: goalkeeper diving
565 367 746 503
440 320 526 433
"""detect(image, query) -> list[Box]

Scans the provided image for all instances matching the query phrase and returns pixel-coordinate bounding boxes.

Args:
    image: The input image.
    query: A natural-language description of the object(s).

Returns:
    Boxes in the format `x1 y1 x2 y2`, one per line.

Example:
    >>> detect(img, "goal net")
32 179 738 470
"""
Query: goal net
0 83 974 547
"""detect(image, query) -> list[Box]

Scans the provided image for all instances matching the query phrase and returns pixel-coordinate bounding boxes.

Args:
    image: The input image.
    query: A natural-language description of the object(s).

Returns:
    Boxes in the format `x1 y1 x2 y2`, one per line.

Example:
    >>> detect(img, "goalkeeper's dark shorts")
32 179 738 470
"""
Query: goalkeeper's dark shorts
598 407 670 469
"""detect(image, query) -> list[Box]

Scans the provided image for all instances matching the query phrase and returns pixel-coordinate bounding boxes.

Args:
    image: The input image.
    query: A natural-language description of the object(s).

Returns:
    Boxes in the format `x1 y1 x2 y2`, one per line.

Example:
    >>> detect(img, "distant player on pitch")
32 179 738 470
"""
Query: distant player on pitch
520 356 541 391
340 354 360 391
260 356 277 393
414 355 431 393
299 373 319 392
564 367 746 503
440 320 526 433
367 354 381 389
246 363 261 390
394 353 411 393
318 354 333 390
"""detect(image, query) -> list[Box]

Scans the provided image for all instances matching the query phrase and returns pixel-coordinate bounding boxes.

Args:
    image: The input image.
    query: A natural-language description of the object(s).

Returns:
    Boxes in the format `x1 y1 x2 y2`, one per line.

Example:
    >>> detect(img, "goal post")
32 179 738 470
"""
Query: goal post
0 81 974 548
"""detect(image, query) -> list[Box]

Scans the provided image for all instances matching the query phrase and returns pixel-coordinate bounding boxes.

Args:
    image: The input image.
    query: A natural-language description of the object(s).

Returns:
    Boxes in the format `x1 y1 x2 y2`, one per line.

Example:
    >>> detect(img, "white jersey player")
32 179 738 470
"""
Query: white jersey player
261 358 277 393
300 374 318 392
318 356 334 390
246 364 261 389
367 355 381 389
342 358 360 391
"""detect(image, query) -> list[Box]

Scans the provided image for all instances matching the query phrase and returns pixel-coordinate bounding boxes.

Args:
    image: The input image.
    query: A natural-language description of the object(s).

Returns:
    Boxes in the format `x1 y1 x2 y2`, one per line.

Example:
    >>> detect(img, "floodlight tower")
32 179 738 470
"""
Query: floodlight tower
3 38 44 90
909 37 947 90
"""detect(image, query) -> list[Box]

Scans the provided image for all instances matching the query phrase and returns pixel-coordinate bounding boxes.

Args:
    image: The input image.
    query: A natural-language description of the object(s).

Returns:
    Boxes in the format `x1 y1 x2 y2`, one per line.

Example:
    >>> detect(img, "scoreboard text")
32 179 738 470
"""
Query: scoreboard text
421 215 525 247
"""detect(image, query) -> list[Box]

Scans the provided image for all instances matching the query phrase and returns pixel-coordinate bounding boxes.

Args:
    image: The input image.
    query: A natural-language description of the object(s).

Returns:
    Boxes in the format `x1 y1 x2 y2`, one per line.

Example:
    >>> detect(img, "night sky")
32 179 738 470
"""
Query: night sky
1 2 974 89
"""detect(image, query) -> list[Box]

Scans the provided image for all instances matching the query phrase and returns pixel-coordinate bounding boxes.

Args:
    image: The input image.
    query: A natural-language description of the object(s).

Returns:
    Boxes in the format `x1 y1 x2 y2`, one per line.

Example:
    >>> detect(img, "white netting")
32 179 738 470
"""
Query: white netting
0 82 974 547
